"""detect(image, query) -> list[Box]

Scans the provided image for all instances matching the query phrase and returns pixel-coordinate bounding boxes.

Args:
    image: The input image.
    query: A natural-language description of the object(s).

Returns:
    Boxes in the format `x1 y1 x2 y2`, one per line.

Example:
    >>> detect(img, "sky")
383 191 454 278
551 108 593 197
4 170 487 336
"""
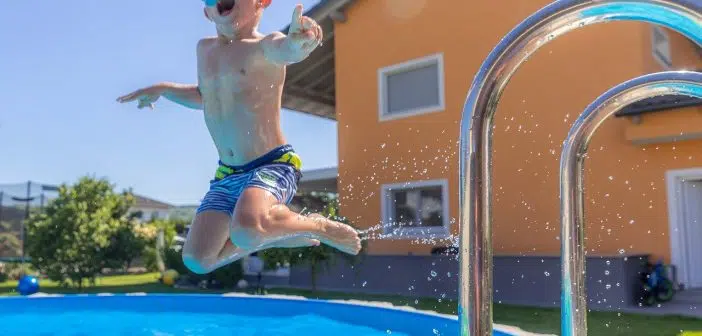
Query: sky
0 0 336 205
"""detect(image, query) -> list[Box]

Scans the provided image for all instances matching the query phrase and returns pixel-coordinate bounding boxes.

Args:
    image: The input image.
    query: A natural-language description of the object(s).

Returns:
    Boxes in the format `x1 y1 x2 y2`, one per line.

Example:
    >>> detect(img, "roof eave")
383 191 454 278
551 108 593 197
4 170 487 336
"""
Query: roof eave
280 0 356 120
279 0 356 34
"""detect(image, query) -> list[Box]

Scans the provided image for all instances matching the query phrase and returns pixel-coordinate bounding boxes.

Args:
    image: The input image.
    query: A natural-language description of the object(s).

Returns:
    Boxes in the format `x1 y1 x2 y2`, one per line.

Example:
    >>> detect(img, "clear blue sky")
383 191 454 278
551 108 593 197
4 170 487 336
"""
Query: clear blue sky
0 0 337 205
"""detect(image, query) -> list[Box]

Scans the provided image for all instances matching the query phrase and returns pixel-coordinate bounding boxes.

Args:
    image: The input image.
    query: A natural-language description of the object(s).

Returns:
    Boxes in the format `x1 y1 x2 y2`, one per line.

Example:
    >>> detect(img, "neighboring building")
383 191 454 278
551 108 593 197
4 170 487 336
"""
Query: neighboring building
130 194 173 222
298 167 338 194
279 0 702 303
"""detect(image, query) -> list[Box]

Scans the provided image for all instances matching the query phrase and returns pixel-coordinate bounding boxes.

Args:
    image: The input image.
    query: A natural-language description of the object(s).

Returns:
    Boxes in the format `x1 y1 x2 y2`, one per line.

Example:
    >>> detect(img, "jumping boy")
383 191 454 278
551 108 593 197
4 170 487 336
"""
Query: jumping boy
117 0 361 274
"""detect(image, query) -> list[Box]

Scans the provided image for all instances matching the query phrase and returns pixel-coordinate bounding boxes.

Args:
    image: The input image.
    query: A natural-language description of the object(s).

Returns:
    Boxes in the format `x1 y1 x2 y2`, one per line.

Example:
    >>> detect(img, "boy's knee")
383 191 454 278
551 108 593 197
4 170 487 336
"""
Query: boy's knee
231 209 269 249
182 251 214 275
234 208 263 230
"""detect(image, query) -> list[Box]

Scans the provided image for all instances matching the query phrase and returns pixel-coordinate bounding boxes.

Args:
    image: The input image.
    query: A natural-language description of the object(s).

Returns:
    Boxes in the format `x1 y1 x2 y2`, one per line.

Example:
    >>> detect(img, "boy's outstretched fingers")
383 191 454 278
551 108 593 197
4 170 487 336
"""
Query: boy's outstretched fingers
117 90 142 103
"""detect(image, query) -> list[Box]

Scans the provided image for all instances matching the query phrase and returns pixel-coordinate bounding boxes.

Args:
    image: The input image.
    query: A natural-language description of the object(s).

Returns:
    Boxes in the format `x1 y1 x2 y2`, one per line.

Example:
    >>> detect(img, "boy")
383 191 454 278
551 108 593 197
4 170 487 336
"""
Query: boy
117 0 361 275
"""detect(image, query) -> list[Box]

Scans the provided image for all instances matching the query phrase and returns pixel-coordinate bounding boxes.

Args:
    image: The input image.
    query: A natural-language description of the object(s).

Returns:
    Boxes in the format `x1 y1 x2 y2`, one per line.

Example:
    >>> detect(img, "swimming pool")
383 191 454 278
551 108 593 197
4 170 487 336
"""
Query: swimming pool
0 294 530 336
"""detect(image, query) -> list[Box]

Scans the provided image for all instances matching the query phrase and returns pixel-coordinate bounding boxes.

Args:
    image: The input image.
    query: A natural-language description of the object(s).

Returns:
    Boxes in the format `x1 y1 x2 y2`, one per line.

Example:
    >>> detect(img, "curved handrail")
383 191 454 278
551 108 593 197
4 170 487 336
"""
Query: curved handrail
560 71 702 335
458 1 701 335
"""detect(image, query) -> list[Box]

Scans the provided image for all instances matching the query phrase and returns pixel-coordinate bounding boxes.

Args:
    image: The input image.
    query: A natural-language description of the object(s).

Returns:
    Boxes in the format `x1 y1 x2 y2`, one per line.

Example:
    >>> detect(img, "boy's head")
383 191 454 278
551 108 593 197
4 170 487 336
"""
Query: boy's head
204 0 272 32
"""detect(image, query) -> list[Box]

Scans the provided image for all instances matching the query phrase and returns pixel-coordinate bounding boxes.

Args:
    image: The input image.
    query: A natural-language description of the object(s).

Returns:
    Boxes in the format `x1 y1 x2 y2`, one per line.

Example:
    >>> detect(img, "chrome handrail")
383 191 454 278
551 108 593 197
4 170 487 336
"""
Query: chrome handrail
560 71 702 335
458 1 701 335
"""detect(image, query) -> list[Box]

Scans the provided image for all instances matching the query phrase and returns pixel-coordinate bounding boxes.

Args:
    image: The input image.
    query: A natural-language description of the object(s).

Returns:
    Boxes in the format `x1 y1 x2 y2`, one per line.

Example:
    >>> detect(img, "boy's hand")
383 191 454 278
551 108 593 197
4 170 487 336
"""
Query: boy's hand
287 4 323 53
116 85 164 109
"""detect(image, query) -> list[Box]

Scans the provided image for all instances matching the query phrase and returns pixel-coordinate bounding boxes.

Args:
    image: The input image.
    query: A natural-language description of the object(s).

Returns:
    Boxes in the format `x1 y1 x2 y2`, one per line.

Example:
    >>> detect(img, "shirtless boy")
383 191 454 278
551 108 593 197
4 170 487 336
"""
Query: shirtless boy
117 0 361 274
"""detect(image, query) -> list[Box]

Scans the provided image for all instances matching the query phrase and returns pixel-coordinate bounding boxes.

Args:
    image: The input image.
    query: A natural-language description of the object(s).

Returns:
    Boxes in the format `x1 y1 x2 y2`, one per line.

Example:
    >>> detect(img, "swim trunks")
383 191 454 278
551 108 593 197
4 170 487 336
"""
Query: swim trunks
196 144 303 215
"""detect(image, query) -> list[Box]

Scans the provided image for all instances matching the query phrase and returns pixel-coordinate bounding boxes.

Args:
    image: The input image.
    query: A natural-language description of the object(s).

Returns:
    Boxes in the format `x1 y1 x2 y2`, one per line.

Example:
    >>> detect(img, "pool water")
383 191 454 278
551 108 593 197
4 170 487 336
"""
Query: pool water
0 311 406 336
0 295 514 336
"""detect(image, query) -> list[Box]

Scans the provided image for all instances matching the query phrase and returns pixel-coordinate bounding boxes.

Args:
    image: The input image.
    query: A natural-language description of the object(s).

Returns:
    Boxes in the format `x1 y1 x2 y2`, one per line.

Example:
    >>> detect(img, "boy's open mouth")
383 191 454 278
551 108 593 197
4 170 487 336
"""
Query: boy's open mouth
217 0 235 16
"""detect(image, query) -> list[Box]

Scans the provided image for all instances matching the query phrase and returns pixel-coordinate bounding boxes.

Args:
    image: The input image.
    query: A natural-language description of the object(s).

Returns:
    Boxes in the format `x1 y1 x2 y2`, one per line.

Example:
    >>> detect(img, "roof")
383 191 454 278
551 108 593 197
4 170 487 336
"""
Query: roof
281 1 701 121
133 194 173 210
280 0 356 120
615 94 702 117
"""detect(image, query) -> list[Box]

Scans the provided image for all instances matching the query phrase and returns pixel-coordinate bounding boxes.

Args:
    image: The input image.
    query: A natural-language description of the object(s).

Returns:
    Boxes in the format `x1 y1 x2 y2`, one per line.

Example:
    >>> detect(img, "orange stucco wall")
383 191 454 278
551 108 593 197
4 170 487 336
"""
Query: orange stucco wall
333 0 702 261
625 106 702 144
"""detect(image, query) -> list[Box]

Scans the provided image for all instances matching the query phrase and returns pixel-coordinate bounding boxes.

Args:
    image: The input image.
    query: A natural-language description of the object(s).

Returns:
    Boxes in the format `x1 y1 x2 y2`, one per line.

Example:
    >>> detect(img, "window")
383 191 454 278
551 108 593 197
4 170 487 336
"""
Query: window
652 25 672 69
378 53 445 121
381 179 450 238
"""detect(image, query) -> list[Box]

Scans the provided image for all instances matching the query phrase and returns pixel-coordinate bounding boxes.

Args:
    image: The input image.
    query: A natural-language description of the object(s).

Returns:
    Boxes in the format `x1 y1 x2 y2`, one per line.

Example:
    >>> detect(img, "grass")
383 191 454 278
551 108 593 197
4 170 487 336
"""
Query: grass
0 273 226 296
2 273 701 335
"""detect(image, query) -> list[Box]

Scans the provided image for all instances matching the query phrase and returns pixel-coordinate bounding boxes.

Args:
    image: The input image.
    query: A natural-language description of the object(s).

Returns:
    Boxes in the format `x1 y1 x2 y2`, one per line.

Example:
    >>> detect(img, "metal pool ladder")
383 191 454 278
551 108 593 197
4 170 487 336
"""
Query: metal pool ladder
457 1 702 335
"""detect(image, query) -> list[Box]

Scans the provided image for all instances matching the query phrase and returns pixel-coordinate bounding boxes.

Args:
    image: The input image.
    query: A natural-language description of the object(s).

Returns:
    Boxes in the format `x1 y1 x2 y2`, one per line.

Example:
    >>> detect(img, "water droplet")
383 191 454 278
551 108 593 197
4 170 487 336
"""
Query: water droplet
430 270 437 277
362 281 367 287
606 284 612 290
433 329 440 335
608 176 614 181
606 260 611 265
618 249 625 254
544 271 550 277
604 270 610 275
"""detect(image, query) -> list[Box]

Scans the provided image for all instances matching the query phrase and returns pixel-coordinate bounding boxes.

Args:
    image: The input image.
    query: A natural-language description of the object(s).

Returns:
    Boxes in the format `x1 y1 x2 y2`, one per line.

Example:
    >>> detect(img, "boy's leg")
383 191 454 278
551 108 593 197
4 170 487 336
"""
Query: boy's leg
182 202 319 274
230 187 361 255
181 211 238 274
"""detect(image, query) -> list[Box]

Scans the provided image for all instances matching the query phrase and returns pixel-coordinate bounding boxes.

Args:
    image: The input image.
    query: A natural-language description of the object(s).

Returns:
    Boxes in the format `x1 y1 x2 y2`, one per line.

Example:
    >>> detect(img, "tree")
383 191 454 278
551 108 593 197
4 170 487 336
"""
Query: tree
26 176 135 288
261 194 365 290
142 218 181 272
103 222 155 271
0 232 20 258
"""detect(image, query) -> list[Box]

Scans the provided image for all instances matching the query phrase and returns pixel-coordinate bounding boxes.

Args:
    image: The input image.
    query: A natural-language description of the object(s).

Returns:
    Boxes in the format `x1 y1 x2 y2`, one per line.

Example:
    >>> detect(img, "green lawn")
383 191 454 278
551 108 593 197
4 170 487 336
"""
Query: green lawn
2 273 701 336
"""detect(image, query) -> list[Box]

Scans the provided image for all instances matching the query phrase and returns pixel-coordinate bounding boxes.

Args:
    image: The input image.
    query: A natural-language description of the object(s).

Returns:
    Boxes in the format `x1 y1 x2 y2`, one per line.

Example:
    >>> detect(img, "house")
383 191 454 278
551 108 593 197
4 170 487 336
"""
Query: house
280 0 702 307
130 194 173 222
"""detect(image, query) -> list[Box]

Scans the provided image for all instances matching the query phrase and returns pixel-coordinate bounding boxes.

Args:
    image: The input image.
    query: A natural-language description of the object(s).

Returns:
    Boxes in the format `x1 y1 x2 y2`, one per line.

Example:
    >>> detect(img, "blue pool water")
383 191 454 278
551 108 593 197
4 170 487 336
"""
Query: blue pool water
1 311 404 336
0 295 515 336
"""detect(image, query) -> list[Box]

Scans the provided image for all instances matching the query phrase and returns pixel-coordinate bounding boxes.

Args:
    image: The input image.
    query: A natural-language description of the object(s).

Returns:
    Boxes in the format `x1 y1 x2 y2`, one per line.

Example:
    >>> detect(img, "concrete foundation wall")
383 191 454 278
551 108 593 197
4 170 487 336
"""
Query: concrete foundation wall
283 254 649 309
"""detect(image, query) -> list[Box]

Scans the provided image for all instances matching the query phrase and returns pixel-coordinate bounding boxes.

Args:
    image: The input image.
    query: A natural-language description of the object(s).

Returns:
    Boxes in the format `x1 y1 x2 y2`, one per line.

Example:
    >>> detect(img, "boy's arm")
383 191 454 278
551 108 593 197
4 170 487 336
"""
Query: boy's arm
117 83 203 110
262 5 323 65
160 83 203 110
117 39 206 110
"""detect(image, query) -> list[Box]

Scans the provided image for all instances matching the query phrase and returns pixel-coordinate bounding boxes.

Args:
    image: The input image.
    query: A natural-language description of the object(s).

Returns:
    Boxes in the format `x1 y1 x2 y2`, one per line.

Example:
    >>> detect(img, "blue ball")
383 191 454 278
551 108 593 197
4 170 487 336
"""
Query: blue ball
17 275 40 296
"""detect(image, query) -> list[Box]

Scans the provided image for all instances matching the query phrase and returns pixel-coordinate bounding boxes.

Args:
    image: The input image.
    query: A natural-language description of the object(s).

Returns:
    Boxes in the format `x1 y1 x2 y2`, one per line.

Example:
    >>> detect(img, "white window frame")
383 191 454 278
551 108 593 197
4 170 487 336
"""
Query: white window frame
380 178 451 239
665 168 702 288
377 53 446 122
651 25 673 69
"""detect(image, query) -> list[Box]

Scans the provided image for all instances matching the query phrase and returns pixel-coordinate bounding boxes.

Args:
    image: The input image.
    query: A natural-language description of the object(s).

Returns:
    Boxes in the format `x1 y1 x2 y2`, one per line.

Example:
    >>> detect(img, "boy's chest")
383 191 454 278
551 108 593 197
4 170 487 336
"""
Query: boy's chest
199 43 266 84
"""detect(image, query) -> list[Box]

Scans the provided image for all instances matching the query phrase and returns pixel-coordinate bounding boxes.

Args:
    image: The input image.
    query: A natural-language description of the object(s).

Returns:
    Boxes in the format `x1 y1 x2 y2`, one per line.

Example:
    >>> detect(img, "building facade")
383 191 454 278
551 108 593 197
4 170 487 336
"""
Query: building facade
282 0 702 294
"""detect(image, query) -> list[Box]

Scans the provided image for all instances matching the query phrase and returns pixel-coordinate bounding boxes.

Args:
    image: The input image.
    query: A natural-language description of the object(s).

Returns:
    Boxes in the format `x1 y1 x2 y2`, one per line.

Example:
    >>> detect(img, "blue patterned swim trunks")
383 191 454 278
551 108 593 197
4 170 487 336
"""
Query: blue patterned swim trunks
196 144 303 216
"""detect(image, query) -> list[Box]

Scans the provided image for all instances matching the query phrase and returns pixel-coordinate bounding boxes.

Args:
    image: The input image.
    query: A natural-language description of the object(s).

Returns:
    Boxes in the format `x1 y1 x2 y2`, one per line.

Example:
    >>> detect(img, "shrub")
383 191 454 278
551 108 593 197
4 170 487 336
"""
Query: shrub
0 262 7 282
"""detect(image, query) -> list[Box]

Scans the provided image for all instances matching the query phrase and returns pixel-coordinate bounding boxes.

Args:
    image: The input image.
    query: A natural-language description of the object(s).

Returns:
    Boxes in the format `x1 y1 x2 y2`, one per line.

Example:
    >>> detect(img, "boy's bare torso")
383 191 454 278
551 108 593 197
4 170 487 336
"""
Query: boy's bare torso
197 35 286 166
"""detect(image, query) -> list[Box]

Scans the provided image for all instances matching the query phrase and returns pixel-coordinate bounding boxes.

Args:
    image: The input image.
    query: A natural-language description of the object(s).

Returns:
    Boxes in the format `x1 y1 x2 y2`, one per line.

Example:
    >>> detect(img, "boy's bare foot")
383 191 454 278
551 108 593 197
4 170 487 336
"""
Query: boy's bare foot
308 214 362 255
270 236 320 248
